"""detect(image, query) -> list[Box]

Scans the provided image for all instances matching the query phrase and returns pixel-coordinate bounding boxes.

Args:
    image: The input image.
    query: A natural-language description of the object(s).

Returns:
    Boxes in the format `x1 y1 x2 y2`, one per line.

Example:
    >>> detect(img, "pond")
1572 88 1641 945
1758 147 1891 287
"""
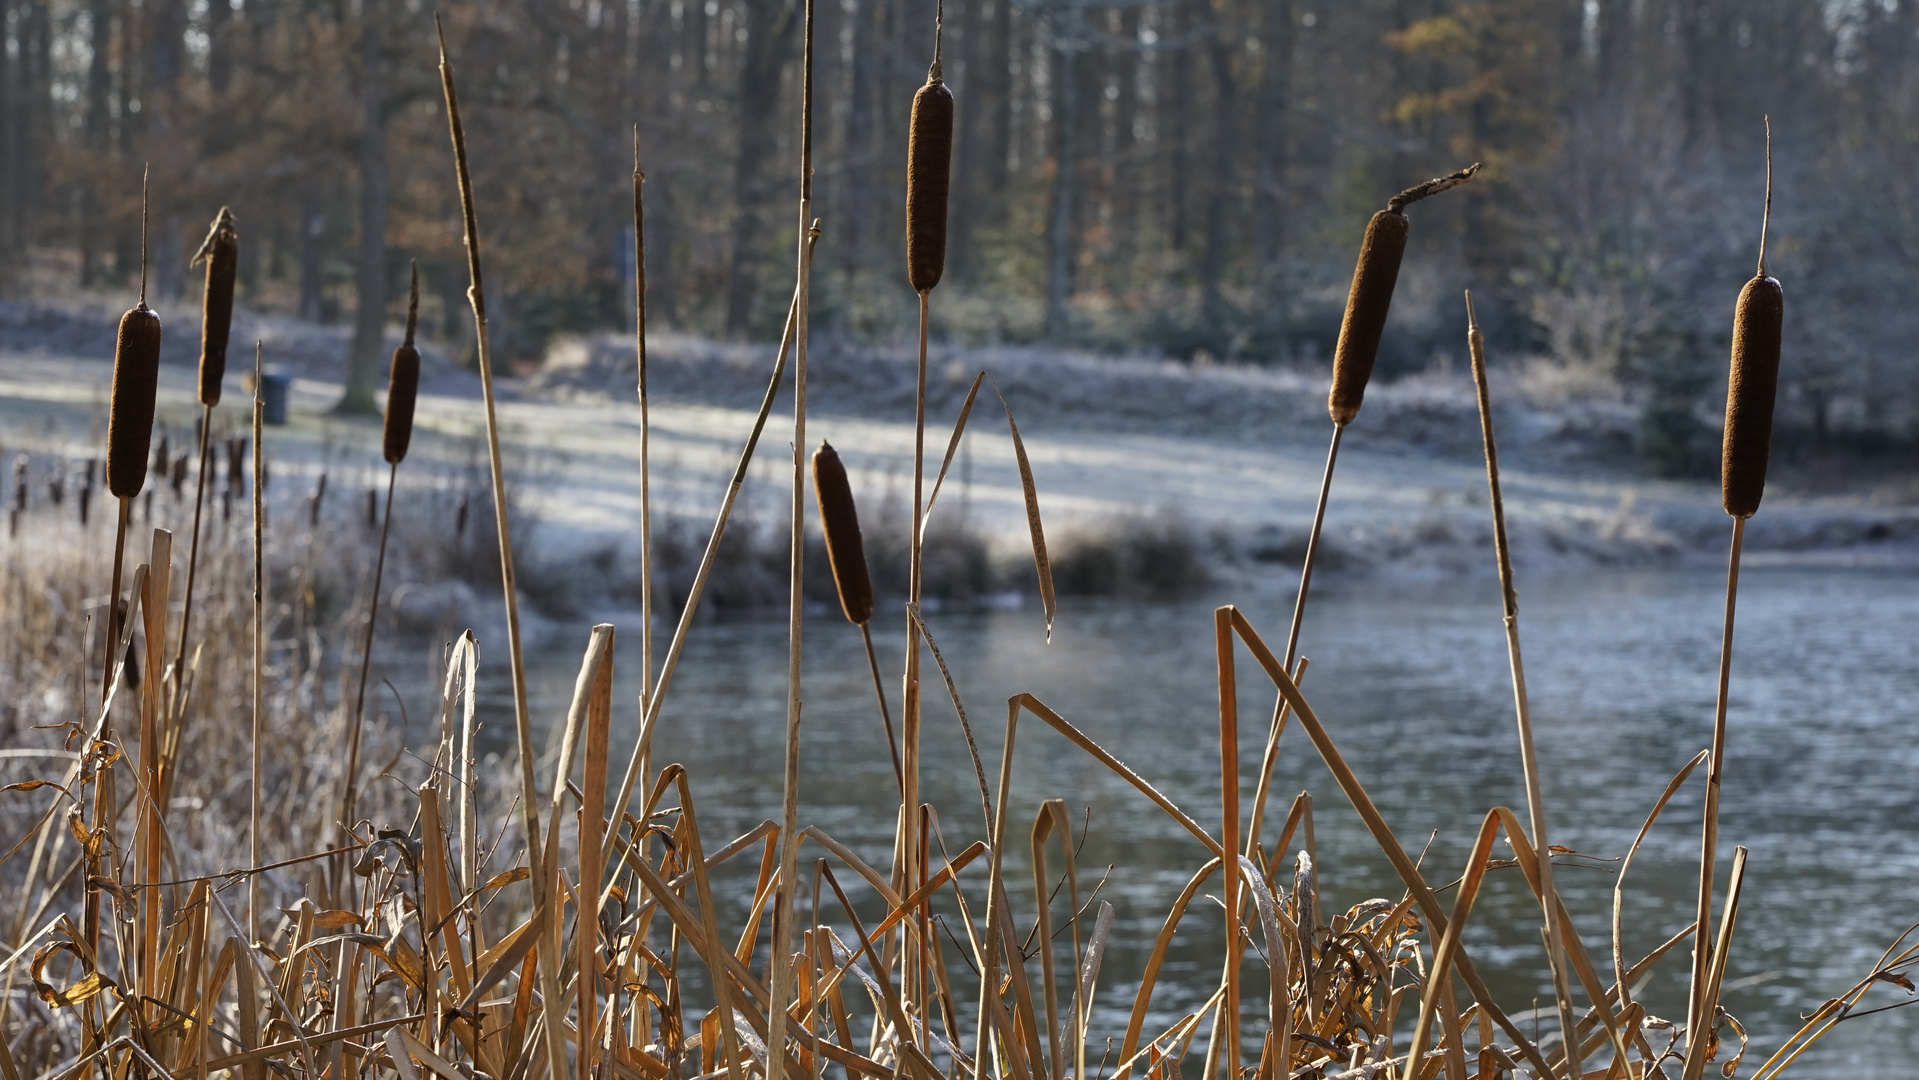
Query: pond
426 564 1919 1076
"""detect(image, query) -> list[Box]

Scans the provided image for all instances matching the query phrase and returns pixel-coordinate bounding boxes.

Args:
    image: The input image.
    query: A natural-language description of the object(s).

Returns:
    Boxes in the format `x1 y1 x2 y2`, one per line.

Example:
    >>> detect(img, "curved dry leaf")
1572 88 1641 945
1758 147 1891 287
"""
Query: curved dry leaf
921 371 987 532
481 866 530 891
39 970 113 1009
310 909 365 930
989 377 1055 641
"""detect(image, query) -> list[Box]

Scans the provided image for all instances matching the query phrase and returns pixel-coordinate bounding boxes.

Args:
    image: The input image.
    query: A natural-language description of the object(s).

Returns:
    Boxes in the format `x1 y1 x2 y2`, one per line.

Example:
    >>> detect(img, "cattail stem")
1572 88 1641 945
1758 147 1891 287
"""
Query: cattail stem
436 15 544 898
769 2 817 1074
634 130 654 732
1688 514 1745 1057
103 497 130 706
860 620 903 793
1283 424 1342 670
1244 425 1341 868
607 228 819 831
341 461 397 833
1466 291 1585 1074
249 343 265 943
170 407 215 722
898 286 930 1006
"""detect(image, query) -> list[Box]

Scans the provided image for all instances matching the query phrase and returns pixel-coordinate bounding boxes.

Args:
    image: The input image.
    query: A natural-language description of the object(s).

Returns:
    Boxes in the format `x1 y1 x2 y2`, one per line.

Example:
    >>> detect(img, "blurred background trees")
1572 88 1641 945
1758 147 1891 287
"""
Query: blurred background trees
2 0 1916 468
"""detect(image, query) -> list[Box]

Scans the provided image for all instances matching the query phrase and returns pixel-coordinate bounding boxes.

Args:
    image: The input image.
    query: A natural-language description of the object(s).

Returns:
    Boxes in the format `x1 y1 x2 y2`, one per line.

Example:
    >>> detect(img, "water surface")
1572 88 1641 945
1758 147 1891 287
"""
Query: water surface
438 566 1919 1075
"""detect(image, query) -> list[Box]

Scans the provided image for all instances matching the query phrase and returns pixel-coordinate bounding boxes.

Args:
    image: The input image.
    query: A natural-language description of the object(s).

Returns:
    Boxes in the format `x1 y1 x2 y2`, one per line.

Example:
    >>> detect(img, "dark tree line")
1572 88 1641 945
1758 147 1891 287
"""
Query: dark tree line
4 0 1919 464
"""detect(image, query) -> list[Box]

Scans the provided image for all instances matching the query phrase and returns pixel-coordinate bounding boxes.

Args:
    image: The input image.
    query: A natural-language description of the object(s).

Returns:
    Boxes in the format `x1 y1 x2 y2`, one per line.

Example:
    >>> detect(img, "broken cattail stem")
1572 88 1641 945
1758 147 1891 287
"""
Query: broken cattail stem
1692 122 1779 1051
1465 290 1584 1069
812 440 901 790
193 207 238 408
1328 163 1479 427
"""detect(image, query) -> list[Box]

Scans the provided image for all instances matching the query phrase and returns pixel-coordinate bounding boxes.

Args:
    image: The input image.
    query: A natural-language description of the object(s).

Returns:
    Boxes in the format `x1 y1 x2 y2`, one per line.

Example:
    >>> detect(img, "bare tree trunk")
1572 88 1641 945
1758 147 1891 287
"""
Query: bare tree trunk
1163 0 1191 253
1251 0 1291 279
0 0 14 281
1043 0 1083 337
723 0 798 338
340 1 388 412
950 0 986 283
844 0 876 284
300 179 325 323
1198 25 1236 324
208 0 233 95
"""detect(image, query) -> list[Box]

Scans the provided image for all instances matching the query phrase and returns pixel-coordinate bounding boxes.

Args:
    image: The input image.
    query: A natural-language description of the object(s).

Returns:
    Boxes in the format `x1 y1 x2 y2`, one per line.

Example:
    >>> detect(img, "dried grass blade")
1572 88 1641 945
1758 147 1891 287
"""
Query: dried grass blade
1011 695 1218 856
1116 858 1220 1079
907 604 993 834
920 371 986 531
1220 606 1555 1079
989 378 1055 641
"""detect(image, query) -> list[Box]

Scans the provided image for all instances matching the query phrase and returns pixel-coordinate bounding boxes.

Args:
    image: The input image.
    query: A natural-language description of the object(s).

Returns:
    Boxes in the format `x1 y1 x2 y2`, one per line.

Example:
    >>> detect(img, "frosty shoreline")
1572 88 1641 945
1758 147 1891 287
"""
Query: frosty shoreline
6 297 1918 622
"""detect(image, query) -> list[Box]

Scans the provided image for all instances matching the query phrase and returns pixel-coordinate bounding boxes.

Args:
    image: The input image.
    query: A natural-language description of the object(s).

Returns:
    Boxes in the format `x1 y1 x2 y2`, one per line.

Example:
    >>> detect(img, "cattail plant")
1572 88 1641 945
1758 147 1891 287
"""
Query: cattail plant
1684 123 1784 1080
1242 163 1482 930
104 168 162 703
170 207 237 722
435 26 570 1077
342 263 421 832
812 440 901 789
897 3 954 1017
309 472 328 528
9 454 26 539
79 459 96 526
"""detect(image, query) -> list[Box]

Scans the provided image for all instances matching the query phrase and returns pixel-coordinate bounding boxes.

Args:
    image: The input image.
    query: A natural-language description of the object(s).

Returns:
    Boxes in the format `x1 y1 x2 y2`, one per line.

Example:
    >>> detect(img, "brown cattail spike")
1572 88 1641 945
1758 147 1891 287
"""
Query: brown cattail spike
108 304 164 499
192 207 238 407
384 263 422 466
110 169 163 499
1328 163 1480 427
812 441 874 625
1722 123 1783 519
905 75 954 294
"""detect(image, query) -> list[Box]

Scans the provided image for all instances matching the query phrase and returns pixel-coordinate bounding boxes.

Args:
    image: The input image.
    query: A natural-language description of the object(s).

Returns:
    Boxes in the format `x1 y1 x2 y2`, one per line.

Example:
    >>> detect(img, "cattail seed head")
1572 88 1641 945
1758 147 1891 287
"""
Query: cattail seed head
811 441 874 626
107 304 163 498
1721 274 1784 518
383 345 421 465
193 208 238 407
905 77 955 294
385 263 421 465
1328 210 1409 426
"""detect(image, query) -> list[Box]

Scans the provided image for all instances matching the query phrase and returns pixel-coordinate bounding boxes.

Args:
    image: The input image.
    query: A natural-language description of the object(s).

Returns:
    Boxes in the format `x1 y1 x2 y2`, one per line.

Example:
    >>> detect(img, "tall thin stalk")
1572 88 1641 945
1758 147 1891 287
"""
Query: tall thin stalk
633 129 654 734
434 15 542 885
435 23 567 1080
249 343 265 942
1466 291 1579 1075
768 2 818 1074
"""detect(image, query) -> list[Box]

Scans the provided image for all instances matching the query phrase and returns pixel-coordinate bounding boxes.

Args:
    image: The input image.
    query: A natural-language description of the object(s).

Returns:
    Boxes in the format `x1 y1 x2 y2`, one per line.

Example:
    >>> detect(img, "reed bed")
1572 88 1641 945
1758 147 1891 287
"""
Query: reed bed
1 33 1910 1080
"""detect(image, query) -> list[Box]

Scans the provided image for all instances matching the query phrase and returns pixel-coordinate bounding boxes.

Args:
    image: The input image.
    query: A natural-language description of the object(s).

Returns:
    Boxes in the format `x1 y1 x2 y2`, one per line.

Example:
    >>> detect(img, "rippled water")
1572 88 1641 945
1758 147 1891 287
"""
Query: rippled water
443 565 1919 1075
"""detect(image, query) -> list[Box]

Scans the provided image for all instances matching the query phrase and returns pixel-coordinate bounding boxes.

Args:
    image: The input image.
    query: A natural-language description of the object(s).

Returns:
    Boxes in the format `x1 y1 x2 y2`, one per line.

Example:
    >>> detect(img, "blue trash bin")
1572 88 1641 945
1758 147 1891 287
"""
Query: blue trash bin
260 372 292 425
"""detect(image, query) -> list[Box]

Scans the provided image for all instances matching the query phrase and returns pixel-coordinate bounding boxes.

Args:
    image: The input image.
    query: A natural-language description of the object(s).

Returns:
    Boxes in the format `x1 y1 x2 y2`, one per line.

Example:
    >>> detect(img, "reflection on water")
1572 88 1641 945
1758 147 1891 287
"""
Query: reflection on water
431 566 1919 1074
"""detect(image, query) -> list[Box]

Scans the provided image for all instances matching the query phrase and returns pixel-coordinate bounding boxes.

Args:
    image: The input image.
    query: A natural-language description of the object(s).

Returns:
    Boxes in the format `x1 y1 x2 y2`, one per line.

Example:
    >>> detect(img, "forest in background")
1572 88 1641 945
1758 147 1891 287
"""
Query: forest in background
3 0 1918 475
